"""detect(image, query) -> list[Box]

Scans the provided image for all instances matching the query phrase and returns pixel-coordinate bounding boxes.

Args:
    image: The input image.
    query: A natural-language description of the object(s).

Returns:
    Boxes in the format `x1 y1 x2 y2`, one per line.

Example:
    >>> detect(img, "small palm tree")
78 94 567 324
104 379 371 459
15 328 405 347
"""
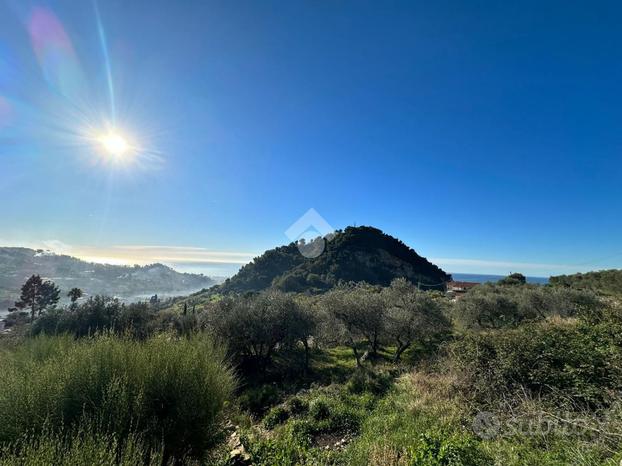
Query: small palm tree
68 288 83 304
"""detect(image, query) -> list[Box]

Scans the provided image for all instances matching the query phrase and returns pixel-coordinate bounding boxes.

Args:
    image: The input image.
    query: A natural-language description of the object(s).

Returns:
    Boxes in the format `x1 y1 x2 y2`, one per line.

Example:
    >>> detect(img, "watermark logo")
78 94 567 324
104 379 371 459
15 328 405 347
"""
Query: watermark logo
472 409 621 441
472 411 501 439
285 208 335 258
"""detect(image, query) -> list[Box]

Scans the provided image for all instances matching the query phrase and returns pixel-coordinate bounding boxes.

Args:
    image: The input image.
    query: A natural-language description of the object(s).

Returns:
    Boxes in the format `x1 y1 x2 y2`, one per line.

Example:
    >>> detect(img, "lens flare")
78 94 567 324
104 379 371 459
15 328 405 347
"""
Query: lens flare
99 132 129 156
93 129 137 163
0 96 12 128
28 7 86 102
1 3 163 171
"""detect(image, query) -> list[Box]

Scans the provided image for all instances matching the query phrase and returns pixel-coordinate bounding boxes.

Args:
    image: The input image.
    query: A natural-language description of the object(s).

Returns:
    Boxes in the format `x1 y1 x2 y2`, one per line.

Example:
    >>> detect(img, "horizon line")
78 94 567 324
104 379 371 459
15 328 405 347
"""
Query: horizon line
0 240 613 278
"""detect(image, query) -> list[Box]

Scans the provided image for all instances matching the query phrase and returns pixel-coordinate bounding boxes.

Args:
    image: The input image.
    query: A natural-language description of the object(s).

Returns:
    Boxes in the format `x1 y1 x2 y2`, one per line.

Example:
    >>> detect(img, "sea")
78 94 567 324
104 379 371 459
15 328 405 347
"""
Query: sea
451 273 549 285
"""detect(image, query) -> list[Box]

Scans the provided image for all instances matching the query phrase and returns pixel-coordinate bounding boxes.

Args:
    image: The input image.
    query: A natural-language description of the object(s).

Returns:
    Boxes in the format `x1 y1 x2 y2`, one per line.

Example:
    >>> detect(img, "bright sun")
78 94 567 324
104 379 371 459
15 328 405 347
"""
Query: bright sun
98 132 130 157
87 126 147 167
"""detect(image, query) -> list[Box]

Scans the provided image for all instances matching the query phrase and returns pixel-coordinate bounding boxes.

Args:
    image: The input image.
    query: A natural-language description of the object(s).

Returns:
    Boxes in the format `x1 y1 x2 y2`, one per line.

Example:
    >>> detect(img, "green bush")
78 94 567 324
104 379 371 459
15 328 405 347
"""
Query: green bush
30 298 158 339
448 319 622 405
323 403 362 433
241 387 371 465
241 422 318 466
286 396 309 416
238 384 281 415
453 284 601 329
344 374 489 466
347 369 393 396
304 393 365 435
0 333 235 459
3 311 29 328
410 430 491 466
0 426 168 466
309 398 331 421
264 406 290 429
550 269 622 297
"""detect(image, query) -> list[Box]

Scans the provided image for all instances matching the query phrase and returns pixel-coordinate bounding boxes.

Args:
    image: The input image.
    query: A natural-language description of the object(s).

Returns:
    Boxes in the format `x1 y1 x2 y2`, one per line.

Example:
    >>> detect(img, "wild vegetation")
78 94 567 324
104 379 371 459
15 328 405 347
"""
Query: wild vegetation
2 263 622 464
550 269 622 297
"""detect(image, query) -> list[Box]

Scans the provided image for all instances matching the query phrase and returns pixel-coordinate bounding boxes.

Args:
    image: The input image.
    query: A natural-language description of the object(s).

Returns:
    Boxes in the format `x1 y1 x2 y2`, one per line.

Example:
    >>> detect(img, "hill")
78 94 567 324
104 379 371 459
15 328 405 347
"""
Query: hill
0 247 216 313
549 269 622 296
218 225 450 294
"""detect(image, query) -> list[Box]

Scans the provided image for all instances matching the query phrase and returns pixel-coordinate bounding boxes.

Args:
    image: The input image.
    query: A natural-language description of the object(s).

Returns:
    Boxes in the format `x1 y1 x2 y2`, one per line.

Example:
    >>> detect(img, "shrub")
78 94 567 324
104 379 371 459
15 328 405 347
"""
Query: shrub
347 369 393 396
30 308 66 335
0 426 167 466
241 422 317 466
238 384 281 415
345 374 489 466
286 396 309 416
31 297 159 339
448 320 622 405
324 403 362 433
3 311 29 328
410 430 491 466
117 302 156 339
454 284 601 329
497 272 527 286
0 333 235 459
264 406 290 429
309 398 331 421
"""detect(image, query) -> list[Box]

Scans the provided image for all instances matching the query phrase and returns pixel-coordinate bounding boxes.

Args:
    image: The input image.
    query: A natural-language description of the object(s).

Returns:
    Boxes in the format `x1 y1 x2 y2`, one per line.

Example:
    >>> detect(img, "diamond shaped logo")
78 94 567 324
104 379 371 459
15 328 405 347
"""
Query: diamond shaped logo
285 208 335 258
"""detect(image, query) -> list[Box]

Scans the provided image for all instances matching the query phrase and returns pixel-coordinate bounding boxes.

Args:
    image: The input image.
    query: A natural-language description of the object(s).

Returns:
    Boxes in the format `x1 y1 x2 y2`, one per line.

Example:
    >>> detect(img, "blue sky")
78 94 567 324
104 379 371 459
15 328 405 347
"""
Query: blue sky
1 0 622 277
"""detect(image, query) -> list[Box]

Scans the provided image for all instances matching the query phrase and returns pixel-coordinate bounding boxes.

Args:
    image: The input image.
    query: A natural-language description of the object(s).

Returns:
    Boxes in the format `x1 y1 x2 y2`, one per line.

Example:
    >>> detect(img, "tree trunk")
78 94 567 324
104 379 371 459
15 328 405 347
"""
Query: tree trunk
353 347 362 367
371 332 379 355
394 342 410 363
302 338 310 374
351 343 362 367
366 333 379 357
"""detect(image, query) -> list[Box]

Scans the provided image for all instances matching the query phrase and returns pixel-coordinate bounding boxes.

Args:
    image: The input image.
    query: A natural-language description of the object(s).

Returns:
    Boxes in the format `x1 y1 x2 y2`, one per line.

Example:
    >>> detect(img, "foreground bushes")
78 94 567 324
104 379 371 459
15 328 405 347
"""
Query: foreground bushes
242 378 380 465
0 334 234 460
0 427 166 466
448 318 622 406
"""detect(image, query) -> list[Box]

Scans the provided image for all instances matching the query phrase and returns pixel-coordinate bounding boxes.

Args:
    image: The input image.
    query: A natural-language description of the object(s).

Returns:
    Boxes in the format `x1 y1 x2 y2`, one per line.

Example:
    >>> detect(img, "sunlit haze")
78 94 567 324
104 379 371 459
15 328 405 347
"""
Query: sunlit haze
98 132 130 158
2 1 622 277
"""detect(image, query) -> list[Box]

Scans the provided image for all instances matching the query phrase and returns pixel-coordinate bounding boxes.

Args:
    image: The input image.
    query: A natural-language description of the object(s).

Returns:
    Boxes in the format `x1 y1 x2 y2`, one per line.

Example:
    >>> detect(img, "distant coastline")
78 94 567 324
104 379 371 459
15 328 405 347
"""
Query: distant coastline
0 272 549 320
451 272 548 285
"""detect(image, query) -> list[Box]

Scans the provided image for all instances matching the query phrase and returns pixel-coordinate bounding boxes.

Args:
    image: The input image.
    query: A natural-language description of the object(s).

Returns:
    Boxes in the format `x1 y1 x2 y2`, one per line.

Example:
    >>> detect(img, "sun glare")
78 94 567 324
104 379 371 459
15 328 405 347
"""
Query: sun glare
99 132 130 157
86 125 156 168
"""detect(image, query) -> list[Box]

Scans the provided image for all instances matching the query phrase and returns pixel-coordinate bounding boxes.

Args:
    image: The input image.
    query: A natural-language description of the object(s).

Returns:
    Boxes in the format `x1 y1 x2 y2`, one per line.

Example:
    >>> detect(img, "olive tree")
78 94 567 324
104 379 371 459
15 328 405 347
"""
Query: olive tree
382 278 451 362
320 283 385 366
454 283 602 329
207 291 315 369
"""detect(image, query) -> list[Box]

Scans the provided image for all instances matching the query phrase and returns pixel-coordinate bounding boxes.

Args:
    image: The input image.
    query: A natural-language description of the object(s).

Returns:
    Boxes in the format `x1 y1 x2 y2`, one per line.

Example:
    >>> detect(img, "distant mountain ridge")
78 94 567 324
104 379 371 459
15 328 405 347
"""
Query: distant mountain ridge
218 226 451 294
0 247 216 313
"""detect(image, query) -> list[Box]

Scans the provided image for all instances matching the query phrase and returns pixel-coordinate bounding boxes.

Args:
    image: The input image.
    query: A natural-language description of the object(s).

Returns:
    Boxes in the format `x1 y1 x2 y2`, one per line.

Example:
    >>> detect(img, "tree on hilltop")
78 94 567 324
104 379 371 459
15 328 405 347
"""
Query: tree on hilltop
498 272 527 286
